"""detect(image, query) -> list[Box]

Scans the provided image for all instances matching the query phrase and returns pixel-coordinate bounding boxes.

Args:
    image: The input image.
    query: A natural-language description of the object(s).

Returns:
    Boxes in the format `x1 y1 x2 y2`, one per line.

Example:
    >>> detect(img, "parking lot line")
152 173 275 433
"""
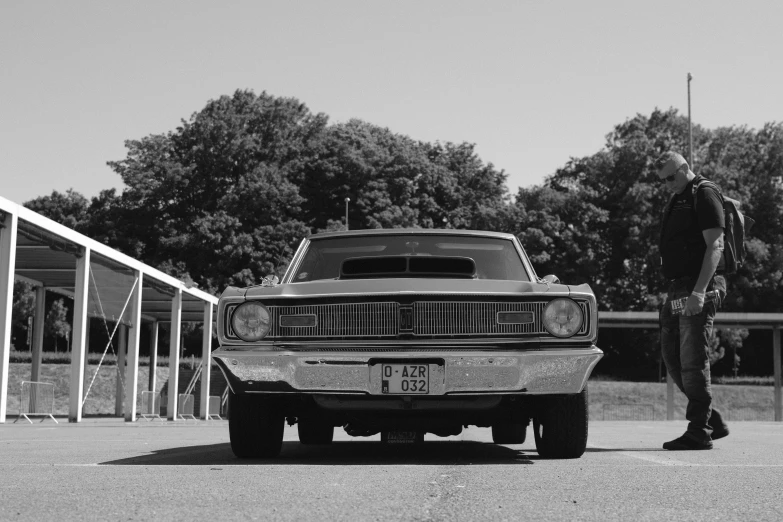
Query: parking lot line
589 444 783 467
589 445 694 466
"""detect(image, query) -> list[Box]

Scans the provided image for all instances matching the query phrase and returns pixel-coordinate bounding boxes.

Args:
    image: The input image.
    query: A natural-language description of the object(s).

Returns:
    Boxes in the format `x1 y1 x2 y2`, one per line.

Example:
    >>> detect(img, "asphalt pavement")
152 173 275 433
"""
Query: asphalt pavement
1 418 782 521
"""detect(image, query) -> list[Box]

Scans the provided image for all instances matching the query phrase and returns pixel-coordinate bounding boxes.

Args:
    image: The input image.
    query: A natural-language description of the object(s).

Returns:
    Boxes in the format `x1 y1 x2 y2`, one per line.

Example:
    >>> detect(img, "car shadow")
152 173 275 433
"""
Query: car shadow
584 447 669 453
101 440 540 466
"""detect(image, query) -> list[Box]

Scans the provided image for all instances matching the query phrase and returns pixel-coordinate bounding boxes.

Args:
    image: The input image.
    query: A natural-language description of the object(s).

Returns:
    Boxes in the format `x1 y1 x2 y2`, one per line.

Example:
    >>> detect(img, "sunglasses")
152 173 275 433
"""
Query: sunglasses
659 166 680 183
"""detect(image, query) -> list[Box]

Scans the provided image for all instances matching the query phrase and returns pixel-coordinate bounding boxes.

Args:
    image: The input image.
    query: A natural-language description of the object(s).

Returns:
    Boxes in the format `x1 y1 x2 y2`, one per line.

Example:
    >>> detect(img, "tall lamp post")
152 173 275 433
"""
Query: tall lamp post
344 197 350 231
687 72 693 167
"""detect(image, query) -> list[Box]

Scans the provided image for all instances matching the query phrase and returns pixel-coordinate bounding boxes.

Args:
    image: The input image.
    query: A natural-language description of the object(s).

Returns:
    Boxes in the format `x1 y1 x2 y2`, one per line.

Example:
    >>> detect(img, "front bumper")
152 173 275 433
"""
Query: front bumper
212 346 603 396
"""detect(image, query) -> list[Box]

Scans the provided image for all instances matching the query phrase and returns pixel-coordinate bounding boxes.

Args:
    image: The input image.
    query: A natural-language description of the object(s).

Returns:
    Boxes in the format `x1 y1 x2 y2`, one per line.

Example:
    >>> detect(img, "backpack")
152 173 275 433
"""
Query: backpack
692 178 755 274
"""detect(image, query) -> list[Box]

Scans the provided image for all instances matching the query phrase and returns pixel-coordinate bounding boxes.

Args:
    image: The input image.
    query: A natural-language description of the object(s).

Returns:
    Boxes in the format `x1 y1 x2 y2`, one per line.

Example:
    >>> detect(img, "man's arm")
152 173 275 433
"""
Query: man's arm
683 227 723 316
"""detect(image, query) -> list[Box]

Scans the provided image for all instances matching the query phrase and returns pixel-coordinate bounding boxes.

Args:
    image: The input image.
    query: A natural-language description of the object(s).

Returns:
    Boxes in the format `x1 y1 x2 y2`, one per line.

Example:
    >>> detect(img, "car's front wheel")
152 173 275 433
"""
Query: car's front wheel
228 392 284 458
298 420 334 444
533 388 588 459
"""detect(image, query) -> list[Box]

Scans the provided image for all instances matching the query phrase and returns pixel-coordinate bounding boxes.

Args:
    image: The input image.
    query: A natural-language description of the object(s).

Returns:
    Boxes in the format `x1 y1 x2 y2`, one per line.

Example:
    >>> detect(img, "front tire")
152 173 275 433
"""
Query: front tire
228 392 284 458
533 388 588 459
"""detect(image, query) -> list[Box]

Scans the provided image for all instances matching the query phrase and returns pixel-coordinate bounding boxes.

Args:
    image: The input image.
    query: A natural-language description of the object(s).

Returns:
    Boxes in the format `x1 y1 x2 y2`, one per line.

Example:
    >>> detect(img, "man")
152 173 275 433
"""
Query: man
656 151 730 450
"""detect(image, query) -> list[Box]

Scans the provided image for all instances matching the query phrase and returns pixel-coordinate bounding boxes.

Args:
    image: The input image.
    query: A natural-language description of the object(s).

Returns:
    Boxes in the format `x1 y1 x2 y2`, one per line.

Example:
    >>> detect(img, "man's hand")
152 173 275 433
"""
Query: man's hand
683 293 705 316
683 227 722 316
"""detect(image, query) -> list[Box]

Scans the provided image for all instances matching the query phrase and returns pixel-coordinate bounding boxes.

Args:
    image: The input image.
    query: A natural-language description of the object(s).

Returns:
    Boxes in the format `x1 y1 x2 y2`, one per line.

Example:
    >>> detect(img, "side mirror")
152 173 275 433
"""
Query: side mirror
542 274 560 284
261 275 279 287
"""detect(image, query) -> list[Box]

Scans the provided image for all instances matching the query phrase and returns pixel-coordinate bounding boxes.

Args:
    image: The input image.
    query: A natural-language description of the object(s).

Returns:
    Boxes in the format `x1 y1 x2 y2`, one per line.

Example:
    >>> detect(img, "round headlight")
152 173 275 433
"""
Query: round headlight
542 298 583 338
231 302 271 341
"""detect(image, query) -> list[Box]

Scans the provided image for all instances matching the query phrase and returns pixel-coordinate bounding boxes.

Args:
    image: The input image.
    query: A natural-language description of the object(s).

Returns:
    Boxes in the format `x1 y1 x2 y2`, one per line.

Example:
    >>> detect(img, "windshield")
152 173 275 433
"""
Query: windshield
290 234 530 282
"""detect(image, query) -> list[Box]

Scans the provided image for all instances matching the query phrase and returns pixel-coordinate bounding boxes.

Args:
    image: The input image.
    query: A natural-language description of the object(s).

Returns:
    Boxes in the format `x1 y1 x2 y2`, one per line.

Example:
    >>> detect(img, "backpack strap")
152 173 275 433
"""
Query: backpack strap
691 178 723 213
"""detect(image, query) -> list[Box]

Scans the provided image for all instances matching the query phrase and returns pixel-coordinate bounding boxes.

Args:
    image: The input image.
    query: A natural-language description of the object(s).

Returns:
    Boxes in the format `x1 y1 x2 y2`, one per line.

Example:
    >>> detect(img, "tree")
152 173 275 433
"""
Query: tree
300 121 512 232
707 328 750 374
423 141 510 231
542 108 705 311
106 99 514 293
45 299 71 352
106 90 328 292
301 120 438 231
24 189 91 232
507 184 609 287
697 123 783 314
534 109 783 376
11 281 35 331
11 281 36 350
19 90 781 379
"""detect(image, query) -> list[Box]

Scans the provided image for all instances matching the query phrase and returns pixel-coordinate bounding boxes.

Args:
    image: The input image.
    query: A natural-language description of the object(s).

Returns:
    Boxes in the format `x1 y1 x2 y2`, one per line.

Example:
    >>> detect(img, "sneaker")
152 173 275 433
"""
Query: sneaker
663 434 713 451
711 426 730 441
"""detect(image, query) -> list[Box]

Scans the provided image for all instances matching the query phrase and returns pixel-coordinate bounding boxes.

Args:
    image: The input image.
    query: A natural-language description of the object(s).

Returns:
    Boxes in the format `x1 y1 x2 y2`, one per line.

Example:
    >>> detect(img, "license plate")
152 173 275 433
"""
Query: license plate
382 430 423 444
381 364 429 394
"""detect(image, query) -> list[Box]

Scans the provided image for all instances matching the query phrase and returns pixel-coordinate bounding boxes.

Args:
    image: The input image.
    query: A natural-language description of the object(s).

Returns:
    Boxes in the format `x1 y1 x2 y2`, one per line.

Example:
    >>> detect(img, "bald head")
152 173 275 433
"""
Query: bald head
655 152 689 178
655 151 694 193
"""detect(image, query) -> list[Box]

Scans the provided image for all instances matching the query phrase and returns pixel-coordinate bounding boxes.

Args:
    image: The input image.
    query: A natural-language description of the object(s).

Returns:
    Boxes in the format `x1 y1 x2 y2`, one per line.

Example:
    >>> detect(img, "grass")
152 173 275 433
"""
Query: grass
5 360 778 421
5 351 216 417
712 376 776 386
588 380 777 422
5 362 172 417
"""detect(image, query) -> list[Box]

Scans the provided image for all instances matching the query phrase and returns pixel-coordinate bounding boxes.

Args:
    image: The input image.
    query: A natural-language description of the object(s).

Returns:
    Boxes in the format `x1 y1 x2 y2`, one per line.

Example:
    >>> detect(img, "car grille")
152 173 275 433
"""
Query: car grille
226 300 590 339
271 302 399 338
413 301 549 335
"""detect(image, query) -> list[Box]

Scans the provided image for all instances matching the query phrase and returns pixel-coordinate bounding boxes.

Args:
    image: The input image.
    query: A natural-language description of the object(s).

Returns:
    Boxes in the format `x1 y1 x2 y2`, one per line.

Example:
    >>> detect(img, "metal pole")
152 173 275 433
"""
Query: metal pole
199 301 213 420
148 322 159 393
115 324 126 417
69 247 90 423
0 210 18 423
687 72 693 167
31 286 46 382
344 197 350 231
167 289 182 421
124 271 143 422
774 326 781 422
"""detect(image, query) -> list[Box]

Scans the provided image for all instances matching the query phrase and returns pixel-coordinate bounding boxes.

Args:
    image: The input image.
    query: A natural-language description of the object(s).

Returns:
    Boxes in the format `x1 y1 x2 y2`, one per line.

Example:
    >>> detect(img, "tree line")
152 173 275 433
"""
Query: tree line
12 90 783 379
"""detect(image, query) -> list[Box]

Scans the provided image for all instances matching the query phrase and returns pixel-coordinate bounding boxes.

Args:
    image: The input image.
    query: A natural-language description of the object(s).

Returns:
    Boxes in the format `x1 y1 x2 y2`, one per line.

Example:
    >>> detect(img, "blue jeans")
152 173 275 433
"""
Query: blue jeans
659 276 728 442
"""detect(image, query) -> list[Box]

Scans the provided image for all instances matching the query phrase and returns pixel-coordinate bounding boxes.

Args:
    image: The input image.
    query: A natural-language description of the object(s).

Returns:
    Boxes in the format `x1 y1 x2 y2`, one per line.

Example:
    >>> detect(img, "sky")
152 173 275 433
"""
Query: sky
1 0 781 206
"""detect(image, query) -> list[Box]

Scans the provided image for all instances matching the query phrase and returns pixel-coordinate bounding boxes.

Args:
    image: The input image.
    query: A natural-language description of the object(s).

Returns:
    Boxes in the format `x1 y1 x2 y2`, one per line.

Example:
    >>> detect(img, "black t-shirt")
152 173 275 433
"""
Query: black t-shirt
660 176 725 279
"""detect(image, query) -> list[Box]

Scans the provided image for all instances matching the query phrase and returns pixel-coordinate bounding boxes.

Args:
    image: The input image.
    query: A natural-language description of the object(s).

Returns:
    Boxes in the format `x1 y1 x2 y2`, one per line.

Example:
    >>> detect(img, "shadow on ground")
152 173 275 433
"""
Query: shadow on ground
585 448 670 453
101 440 543 466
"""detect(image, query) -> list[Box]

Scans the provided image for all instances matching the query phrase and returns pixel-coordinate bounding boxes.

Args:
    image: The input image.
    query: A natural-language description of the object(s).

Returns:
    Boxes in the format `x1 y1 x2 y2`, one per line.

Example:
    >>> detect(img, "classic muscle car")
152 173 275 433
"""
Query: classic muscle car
212 229 603 458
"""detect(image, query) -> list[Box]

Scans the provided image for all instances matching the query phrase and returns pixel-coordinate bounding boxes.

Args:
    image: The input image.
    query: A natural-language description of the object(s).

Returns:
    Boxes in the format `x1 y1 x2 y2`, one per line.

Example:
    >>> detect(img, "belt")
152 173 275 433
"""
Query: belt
667 276 695 284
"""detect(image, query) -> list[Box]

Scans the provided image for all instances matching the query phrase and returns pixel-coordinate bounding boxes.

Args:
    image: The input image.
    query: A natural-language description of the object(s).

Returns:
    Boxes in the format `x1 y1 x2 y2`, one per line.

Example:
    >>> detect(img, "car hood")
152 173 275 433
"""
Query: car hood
230 278 592 300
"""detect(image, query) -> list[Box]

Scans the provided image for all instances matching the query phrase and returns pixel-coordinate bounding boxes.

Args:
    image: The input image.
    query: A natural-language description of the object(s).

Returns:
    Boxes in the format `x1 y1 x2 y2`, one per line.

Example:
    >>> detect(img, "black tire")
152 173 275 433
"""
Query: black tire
228 392 284 458
298 420 334 445
491 421 527 445
533 387 588 459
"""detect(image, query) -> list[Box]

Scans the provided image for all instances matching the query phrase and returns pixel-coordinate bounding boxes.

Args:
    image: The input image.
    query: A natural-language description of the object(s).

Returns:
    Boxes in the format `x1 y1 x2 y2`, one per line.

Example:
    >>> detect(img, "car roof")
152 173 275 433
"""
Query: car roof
308 228 517 241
